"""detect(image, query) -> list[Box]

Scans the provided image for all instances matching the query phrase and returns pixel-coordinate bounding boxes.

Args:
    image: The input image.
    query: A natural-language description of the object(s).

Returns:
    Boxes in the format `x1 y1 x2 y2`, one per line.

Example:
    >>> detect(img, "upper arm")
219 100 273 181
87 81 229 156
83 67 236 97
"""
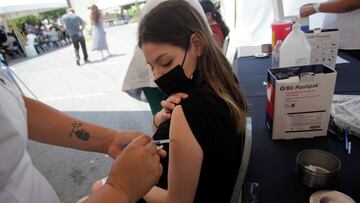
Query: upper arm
0 95 26 188
167 105 203 203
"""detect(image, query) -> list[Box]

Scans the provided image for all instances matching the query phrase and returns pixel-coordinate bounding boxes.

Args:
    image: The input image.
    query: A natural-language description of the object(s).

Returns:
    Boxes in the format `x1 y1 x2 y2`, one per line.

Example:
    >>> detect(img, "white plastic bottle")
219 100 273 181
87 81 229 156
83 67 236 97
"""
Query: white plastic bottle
271 40 282 68
279 23 311 68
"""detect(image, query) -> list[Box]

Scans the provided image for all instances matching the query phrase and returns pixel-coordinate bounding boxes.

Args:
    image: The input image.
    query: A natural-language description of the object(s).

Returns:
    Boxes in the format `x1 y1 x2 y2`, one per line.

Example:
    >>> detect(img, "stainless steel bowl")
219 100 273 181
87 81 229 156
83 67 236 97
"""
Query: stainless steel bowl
296 149 341 189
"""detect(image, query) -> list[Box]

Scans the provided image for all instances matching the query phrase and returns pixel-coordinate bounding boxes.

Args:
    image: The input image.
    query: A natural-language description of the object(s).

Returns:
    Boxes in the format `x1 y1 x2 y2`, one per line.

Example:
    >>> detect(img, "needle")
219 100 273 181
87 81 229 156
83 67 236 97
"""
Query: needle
152 139 173 145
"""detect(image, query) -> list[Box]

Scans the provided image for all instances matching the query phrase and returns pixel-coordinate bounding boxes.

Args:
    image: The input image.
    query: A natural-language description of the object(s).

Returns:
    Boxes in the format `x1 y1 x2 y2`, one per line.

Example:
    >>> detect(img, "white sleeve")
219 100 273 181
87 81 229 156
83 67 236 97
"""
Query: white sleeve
0 71 27 188
122 46 157 100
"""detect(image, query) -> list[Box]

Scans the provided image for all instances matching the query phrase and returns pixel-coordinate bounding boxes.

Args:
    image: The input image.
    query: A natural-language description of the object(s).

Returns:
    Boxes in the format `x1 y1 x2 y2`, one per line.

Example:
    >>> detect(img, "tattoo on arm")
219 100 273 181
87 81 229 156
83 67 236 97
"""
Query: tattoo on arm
69 122 90 141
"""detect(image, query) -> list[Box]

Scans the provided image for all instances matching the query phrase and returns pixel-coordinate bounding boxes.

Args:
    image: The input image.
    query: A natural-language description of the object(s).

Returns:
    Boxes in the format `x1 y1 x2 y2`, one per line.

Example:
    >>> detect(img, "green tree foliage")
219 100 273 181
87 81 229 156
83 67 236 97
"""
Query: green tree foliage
10 8 66 31
40 8 67 21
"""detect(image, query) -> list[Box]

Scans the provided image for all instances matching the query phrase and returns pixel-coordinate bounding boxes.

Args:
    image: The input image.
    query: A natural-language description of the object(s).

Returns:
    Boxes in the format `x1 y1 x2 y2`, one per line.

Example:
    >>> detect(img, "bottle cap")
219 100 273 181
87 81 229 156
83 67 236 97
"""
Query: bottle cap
292 23 301 30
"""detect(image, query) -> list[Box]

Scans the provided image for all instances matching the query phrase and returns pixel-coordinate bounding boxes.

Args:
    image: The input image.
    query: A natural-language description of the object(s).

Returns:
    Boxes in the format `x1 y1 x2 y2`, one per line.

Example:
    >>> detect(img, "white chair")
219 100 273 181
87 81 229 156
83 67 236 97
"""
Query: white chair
222 35 230 55
230 117 252 203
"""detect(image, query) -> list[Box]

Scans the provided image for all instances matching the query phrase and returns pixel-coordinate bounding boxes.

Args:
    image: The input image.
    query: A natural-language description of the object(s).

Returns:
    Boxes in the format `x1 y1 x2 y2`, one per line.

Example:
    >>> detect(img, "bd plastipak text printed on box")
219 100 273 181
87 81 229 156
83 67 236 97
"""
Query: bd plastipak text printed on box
266 65 337 140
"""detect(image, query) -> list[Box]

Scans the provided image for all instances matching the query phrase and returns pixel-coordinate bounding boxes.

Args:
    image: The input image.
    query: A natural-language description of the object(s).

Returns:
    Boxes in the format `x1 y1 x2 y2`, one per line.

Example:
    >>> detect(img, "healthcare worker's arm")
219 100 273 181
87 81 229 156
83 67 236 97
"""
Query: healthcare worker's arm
300 0 360 17
84 136 163 203
24 97 142 158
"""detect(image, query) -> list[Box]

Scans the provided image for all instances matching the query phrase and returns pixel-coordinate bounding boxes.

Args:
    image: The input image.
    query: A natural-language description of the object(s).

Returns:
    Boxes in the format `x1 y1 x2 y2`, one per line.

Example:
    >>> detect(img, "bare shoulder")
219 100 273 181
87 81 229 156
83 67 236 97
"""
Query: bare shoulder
170 105 190 134
172 105 185 118
170 105 194 133
169 105 202 153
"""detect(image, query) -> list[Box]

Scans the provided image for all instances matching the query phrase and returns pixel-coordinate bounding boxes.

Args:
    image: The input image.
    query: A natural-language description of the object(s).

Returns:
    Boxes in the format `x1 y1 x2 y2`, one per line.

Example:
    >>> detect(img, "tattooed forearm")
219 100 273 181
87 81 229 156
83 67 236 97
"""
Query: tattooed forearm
69 122 90 141
69 122 81 137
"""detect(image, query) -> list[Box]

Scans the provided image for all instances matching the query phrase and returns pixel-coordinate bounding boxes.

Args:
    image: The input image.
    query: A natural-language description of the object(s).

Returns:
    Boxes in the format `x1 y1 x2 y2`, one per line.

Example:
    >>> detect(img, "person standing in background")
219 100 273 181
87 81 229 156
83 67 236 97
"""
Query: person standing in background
200 0 229 47
61 8 89 65
90 4 110 59
300 0 360 60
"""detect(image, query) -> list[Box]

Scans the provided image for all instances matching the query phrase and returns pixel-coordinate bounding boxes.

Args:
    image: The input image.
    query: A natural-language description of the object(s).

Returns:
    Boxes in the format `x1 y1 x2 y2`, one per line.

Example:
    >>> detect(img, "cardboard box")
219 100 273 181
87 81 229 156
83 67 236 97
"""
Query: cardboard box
266 64 337 140
305 29 340 69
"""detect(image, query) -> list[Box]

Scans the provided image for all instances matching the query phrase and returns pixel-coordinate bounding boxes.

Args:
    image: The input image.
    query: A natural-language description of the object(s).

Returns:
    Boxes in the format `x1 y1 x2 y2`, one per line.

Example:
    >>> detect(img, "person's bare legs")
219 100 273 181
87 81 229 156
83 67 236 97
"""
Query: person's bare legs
100 50 104 60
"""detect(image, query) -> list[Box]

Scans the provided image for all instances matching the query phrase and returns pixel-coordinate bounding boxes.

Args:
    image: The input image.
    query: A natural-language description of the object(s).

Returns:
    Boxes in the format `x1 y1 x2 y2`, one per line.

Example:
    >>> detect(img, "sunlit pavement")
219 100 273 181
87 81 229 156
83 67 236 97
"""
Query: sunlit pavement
11 23 153 203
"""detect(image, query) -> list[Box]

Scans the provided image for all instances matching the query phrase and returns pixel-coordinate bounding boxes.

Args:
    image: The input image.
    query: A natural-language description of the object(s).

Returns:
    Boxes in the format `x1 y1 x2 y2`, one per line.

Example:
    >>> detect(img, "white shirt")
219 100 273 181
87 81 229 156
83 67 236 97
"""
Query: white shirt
0 66 60 203
323 9 360 50
122 0 210 101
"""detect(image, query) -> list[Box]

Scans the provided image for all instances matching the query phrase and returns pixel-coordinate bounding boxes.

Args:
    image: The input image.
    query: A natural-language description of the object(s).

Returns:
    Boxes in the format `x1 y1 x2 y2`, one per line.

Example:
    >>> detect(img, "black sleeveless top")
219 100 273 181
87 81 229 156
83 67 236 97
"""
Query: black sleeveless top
153 87 244 203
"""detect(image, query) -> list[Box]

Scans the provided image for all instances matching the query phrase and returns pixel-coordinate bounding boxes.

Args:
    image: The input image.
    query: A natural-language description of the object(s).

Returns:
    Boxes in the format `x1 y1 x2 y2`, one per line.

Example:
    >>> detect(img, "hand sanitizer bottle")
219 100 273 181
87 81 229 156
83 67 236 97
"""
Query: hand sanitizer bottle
271 40 282 68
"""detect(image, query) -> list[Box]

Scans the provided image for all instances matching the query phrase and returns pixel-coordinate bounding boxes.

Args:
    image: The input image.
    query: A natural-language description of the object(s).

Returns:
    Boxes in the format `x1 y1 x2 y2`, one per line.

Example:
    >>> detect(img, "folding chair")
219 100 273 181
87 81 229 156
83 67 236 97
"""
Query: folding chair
222 36 230 55
230 117 252 203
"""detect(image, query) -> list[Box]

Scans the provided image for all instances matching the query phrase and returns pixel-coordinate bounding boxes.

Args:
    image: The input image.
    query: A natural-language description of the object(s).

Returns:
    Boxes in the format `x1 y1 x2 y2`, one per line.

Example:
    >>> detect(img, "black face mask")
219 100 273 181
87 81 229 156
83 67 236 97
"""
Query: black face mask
154 47 196 96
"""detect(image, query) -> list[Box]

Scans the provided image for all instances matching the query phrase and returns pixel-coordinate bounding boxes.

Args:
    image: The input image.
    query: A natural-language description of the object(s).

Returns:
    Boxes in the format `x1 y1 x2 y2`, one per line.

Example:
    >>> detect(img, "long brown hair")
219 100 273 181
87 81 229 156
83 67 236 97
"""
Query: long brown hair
90 4 101 25
138 0 247 134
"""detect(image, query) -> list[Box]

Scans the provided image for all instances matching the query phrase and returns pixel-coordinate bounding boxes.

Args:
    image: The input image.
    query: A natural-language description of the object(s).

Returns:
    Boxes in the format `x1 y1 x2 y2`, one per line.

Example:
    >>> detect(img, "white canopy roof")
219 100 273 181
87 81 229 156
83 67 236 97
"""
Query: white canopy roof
96 0 146 10
0 0 67 19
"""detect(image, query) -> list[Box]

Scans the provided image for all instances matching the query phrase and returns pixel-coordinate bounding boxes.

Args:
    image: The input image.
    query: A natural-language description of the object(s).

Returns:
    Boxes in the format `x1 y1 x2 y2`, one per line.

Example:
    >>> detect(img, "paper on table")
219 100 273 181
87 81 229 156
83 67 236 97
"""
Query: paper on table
237 46 261 57
336 56 349 64
331 95 360 137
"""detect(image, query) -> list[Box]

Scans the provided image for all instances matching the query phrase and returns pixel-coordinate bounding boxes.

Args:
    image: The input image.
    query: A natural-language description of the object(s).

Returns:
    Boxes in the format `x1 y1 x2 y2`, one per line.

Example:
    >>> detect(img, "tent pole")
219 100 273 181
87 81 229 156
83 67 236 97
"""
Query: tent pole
234 0 237 29
66 0 72 8
4 14 27 56
7 66 39 99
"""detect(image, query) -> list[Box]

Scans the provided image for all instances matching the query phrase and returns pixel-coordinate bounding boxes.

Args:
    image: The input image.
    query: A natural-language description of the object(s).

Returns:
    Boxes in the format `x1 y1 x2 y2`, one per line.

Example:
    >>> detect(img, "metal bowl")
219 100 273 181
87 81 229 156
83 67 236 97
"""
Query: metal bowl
296 149 341 189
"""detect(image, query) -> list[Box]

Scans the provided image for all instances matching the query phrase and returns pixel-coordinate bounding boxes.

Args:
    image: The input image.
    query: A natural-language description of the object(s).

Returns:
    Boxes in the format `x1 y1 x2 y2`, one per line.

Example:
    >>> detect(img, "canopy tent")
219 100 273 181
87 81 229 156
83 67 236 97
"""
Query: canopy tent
0 0 67 19
0 0 67 57
220 0 326 46
220 0 327 61
96 0 146 10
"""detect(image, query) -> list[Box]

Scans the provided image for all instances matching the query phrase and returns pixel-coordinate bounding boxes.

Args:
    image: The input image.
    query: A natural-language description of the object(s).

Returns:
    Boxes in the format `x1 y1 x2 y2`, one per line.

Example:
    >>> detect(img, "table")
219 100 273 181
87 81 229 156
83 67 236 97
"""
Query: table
235 51 360 202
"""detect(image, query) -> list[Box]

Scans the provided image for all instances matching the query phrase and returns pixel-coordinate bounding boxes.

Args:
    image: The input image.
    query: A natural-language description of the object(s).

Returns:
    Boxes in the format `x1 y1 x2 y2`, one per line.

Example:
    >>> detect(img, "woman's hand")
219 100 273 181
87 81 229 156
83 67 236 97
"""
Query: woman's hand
153 93 188 129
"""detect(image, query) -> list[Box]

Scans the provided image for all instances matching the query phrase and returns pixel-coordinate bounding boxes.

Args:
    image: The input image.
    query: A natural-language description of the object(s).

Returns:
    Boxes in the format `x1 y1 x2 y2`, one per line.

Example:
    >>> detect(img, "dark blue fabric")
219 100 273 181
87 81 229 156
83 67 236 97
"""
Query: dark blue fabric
236 57 270 97
236 53 360 202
